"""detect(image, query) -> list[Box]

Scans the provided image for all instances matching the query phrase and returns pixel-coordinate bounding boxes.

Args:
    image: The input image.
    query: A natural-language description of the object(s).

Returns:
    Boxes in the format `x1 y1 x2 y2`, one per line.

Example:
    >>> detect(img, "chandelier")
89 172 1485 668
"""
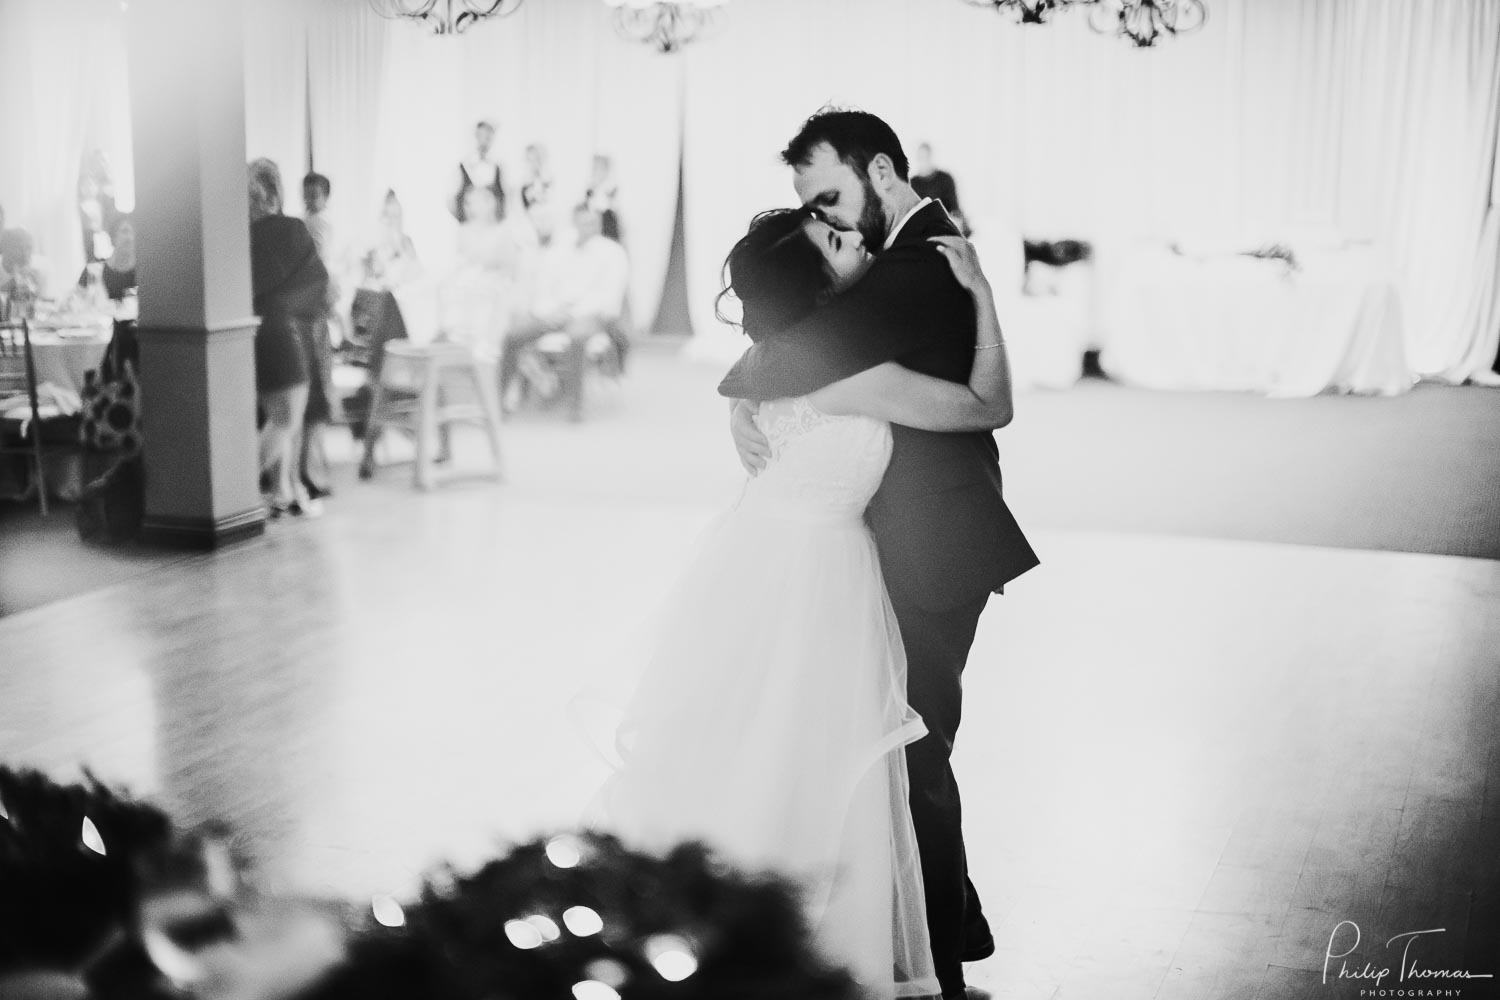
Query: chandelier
1088 0 1206 46
958 0 1084 25
604 0 726 54
367 0 524 35
960 0 1206 45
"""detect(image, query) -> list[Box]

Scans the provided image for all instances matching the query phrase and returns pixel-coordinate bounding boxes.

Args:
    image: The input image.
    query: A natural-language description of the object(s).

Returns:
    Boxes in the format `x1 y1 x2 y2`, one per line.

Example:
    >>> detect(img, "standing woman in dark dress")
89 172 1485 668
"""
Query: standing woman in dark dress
248 158 329 516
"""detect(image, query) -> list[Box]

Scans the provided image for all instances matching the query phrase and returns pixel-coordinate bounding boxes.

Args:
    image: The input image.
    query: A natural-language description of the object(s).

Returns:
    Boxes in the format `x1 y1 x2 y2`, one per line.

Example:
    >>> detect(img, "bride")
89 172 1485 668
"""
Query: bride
587 206 1011 1000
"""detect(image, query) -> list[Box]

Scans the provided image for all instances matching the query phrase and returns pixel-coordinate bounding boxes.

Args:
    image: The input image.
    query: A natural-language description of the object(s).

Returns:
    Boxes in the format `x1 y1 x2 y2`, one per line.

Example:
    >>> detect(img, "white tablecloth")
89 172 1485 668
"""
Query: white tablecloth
967 231 1090 391
1097 247 1415 397
30 327 112 395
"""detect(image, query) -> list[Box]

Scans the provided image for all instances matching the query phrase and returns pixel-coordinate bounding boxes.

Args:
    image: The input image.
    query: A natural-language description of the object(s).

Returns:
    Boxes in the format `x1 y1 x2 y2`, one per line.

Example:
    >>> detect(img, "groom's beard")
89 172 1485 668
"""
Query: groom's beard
856 176 888 253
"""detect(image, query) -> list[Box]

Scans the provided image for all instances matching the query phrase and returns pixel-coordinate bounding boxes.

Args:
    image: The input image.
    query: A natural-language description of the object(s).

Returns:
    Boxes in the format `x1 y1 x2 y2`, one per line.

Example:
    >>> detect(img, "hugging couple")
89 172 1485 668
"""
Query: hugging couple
590 108 1039 1000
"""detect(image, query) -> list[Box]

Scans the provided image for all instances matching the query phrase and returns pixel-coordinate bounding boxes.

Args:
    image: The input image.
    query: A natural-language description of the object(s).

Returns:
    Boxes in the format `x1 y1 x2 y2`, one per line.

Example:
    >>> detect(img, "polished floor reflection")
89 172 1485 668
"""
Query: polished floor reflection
1 356 1497 1000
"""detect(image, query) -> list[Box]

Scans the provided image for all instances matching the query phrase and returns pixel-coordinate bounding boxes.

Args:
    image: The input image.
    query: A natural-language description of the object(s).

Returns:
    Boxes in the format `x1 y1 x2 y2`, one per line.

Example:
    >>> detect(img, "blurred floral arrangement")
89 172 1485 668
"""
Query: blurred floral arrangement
0 766 859 1000
1243 242 1301 274
0 766 172 980
1167 239 1302 276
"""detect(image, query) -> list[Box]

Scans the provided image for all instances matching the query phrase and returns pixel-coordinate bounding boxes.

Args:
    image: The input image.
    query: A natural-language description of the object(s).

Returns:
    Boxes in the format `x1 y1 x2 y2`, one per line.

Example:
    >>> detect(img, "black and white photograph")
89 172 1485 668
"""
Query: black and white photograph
0 1 1498 998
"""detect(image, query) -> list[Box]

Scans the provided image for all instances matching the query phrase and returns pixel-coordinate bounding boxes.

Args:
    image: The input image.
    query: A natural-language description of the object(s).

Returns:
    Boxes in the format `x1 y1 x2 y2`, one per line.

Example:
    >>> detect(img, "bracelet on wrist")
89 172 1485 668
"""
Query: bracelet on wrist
975 341 1005 351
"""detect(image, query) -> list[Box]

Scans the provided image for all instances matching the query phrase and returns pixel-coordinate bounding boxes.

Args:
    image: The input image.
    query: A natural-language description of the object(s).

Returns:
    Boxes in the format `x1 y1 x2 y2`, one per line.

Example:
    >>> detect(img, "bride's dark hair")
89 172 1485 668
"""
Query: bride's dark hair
715 208 837 342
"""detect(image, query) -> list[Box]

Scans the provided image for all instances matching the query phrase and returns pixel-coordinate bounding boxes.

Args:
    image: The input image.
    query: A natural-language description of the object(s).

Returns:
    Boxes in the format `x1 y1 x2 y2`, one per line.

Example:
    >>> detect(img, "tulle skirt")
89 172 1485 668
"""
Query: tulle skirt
577 500 940 999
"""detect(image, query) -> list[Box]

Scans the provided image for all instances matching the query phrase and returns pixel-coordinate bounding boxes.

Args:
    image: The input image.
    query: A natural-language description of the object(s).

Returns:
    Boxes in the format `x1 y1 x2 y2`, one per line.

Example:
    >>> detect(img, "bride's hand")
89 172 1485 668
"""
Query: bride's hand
930 235 989 294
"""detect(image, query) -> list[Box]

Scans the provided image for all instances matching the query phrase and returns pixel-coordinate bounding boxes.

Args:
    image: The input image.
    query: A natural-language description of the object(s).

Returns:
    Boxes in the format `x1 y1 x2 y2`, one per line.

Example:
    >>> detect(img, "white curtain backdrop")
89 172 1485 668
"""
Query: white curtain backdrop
678 0 1266 361
370 0 681 325
676 0 1500 376
5 0 1496 377
1249 0 1500 381
307 2 388 267
0 0 132 292
243 0 309 202
1466 53 1500 380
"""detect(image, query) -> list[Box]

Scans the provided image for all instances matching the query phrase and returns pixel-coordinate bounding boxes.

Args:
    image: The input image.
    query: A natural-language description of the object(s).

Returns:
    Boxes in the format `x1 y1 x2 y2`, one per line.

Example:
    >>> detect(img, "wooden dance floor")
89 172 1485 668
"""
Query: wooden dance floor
1 358 1497 999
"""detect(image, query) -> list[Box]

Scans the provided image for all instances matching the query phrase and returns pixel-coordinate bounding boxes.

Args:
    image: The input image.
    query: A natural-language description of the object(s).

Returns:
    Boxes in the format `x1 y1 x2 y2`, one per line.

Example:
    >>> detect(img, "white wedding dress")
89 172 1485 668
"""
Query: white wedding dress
584 396 940 999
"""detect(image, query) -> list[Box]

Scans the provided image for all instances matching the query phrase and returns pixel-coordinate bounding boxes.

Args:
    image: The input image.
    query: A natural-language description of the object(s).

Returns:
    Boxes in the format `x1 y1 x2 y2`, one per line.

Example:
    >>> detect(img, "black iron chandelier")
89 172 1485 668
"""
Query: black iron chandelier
1087 0 1207 46
603 0 726 54
367 0 524 35
960 0 1082 24
960 0 1207 46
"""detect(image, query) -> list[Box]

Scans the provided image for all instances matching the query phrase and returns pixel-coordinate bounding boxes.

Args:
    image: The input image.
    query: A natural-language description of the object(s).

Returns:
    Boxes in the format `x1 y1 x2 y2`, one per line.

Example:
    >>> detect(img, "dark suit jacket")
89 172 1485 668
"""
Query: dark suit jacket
718 201 1039 610
912 170 969 235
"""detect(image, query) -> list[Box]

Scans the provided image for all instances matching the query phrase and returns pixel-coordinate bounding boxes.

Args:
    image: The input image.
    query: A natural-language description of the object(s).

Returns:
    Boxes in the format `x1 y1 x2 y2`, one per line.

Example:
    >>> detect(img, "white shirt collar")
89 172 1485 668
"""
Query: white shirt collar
883 196 934 251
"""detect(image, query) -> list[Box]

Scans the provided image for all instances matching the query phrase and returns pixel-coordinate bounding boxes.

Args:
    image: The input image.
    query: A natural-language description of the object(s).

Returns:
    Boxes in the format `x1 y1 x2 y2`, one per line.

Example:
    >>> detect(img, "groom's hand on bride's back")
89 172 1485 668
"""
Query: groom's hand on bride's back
729 398 770 475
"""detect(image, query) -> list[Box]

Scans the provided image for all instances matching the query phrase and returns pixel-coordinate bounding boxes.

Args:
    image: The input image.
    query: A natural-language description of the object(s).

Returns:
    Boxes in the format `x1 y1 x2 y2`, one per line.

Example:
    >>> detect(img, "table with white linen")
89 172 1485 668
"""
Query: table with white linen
968 229 1091 391
2 318 112 503
1097 245 1415 397
29 321 113 395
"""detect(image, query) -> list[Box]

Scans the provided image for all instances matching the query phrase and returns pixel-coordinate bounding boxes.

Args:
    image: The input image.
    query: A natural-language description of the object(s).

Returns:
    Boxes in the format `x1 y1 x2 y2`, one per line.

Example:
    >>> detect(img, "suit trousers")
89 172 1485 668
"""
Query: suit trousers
886 576 993 997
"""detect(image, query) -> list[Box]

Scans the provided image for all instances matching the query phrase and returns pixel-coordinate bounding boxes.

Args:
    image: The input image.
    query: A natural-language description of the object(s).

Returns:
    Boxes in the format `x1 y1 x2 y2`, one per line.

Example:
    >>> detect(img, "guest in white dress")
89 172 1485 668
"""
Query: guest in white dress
584 208 1013 1000
441 186 532 360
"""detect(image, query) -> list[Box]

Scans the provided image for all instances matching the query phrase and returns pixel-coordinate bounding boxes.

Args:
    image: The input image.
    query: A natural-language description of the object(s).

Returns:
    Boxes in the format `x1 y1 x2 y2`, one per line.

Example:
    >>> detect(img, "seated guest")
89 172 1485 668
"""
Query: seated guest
0 228 50 314
362 190 422 290
78 214 136 301
101 216 136 300
500 204 628 414
78 149 122 262
249 157 329 518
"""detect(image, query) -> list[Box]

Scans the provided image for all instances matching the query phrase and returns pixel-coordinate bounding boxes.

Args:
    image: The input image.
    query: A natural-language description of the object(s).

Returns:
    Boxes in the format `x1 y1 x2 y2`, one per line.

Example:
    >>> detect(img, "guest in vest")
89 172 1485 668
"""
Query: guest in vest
453 120 506 223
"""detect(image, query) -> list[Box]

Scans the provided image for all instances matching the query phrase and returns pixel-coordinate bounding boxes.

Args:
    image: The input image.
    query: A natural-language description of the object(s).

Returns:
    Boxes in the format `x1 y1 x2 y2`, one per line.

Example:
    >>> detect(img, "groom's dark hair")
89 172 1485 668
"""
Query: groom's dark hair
781 109 910 182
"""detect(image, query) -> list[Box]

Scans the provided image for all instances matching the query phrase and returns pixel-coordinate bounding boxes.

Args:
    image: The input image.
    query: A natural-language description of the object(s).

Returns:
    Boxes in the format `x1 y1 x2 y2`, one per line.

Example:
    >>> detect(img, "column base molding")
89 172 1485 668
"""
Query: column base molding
140 504 265 550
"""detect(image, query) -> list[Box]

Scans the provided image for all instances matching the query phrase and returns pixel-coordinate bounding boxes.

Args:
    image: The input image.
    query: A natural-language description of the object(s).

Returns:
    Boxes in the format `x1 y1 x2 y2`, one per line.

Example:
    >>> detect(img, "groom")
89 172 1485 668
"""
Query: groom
719 110 1039 1000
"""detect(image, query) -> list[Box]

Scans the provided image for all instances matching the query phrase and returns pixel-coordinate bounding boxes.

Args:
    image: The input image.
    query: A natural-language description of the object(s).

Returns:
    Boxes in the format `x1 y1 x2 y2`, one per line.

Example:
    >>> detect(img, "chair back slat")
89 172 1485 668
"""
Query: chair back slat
0 318 52 513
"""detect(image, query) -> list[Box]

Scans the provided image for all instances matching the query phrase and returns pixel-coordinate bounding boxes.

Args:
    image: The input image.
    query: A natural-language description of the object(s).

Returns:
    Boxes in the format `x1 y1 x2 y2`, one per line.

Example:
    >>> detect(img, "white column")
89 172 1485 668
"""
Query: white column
127 0 264 546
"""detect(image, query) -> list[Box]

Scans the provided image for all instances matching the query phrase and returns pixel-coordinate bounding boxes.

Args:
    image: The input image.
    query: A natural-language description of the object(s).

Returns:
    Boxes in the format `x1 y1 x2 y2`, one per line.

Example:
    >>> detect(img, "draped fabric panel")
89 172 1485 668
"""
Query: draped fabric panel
306 2 388 271
371 0 681 327
242 0 309 204
0 0 130 292
1261 0 1500 381
677 0 1270 361
6 0 1497 377
677 0 1500 374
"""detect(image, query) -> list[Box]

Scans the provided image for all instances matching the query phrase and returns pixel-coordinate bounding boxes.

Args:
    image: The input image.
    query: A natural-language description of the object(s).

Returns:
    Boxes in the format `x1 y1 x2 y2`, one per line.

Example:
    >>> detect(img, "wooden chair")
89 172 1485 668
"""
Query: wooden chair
335 287 409 435
526 318 631 422
358 340 503 490
0 319 53 514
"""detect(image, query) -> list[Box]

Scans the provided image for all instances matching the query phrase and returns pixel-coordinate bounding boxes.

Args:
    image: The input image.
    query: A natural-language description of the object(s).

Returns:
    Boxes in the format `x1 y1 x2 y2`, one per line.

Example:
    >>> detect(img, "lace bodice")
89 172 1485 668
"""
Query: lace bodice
736 397 892 523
